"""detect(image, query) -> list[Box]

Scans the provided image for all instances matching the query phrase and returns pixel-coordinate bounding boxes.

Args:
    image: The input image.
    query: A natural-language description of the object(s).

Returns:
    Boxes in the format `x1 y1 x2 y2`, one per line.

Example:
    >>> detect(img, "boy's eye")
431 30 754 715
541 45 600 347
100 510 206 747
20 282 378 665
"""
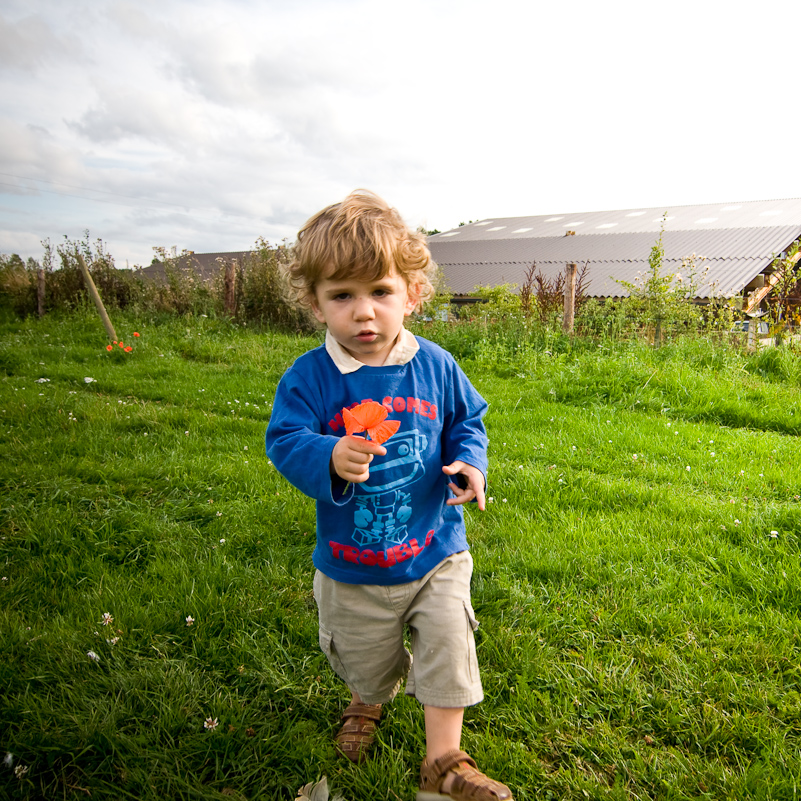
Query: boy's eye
373 289 389 297
333 293 350 301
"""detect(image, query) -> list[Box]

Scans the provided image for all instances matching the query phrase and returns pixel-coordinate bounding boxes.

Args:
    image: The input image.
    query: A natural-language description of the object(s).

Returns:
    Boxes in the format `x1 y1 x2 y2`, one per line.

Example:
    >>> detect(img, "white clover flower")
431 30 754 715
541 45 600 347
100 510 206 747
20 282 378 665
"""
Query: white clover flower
87 651 100 662
186 616 195 626
204 717 219 731
770 531 778 538
100 612 114 626
35 378 50 383
14 764 28 779
84 377 95 383
686 466 691 471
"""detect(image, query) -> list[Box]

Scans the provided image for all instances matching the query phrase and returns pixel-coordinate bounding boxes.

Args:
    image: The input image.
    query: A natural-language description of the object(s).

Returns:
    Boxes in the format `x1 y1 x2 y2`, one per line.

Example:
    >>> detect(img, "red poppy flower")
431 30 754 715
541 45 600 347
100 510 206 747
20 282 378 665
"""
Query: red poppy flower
342 401 400 445
133 332 140 337
106 345 113 351
124 346 132 352
118 342 125 348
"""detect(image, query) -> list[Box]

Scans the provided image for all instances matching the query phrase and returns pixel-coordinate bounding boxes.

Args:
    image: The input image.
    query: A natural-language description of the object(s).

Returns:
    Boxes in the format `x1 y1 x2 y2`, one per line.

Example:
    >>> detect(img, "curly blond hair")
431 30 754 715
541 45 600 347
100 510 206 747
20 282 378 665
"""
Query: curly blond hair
285 189 436 310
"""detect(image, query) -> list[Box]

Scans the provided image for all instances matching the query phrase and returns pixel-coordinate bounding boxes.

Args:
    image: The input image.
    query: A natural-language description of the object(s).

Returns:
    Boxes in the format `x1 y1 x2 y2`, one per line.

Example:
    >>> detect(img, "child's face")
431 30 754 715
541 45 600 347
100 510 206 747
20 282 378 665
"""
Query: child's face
311 267 418 366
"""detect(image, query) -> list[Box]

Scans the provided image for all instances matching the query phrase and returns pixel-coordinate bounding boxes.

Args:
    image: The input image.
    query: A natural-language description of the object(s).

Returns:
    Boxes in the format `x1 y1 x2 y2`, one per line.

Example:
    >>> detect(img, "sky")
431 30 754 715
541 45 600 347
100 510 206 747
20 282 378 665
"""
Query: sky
2 0 800 269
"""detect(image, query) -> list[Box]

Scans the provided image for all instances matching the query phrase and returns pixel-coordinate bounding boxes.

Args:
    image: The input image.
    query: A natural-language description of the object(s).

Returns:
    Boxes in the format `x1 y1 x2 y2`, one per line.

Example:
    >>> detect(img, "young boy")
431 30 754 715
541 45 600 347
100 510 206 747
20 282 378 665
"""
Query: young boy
265 190 513 801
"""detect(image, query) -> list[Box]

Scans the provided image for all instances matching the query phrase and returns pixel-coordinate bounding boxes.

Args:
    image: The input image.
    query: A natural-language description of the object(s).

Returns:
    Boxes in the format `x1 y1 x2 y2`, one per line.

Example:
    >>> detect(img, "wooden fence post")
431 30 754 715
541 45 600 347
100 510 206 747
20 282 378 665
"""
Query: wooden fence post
77 254 117 342
37 268 45 318
563 262 577 333
224 260 237 316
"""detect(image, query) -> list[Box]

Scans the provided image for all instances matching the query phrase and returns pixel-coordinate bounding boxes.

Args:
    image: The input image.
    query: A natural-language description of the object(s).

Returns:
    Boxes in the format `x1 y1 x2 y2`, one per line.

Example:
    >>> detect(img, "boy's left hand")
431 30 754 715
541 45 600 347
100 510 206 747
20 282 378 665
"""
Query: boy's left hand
442 461 486 511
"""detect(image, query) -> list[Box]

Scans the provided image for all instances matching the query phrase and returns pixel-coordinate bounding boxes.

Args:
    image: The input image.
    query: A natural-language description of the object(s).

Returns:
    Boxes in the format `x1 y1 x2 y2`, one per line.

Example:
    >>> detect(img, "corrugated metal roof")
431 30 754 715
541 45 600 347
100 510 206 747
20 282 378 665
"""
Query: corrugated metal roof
430 199 801 241
440 257 770 299
428 200 801 300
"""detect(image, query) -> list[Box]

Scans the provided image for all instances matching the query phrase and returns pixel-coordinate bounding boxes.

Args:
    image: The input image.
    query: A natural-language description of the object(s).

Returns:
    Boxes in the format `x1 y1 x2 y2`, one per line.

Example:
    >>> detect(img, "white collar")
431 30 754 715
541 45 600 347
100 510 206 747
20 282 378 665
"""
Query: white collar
325 327 419 374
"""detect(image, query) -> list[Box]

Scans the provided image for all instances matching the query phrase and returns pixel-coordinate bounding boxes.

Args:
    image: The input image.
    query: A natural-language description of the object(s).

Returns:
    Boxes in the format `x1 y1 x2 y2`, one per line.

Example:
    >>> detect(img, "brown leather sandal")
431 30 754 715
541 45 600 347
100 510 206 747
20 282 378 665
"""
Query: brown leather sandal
417 749 513 800
334 702 382 764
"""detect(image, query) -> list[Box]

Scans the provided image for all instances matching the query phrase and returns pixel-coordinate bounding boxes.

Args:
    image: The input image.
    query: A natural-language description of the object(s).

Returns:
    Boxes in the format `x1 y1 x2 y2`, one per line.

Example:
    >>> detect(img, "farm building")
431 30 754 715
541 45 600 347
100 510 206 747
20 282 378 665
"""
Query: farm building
139 251 249 283
426 198 801 314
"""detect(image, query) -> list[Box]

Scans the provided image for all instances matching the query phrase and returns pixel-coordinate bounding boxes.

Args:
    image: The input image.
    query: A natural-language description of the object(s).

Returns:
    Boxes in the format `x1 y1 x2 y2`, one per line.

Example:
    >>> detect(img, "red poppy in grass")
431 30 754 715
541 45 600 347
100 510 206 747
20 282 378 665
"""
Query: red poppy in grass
118 342 124 348
106 345 113 351
133 332 140 337
342 401 400 445
124 346 132 352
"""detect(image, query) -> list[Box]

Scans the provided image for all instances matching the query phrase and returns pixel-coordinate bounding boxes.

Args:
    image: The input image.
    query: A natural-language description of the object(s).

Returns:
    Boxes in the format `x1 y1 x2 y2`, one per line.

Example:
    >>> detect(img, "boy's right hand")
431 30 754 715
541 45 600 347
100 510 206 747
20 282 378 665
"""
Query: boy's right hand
330 435 387 483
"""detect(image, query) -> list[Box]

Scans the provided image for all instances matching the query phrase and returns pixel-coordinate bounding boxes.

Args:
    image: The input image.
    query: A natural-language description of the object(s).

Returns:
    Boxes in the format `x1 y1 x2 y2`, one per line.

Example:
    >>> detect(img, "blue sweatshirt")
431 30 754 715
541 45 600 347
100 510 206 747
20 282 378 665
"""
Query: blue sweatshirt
265 336 488 585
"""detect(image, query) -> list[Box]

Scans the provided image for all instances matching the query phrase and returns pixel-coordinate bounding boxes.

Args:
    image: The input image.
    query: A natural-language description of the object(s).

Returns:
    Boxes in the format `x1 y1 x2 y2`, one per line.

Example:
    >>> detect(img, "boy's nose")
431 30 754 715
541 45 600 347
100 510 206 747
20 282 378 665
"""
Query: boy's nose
353 298 375 320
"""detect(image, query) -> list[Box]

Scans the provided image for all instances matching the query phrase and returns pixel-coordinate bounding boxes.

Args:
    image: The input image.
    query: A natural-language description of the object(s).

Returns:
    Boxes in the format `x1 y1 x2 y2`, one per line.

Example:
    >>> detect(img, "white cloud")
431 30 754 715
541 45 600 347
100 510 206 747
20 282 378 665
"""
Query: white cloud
1 0 800 267
0 12 86 72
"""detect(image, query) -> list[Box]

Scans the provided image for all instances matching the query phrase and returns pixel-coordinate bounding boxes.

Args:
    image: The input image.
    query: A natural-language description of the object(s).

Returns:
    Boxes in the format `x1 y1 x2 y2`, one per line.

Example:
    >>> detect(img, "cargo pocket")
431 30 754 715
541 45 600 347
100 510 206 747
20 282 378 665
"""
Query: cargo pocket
463 600 480 680
318 625 350 685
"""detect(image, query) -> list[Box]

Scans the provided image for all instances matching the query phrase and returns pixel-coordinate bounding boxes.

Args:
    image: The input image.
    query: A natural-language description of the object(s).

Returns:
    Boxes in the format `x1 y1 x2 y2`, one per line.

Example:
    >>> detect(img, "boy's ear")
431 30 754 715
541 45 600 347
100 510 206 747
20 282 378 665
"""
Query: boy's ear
309 294 327 324
404 284 422 315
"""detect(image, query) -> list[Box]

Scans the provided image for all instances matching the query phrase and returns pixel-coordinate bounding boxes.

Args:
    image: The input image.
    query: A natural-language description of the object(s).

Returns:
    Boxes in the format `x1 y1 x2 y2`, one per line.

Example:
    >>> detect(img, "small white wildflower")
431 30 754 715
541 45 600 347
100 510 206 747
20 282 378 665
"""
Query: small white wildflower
686 466 691 471
244 445 248 450
100 612 114 626
216 511 222 517
633 454 638 460
488 497 495 503
87 650 100 662
3 753 12 767
107 637 120 645
770 531 778 538
186 616 195 626
14 764 28 779
502 498 507 502
204 717 219 731
84 377 95 383
710 452 715 457
185 431 189 435
734 519 741 526
219 538 226 544
35 378 49 383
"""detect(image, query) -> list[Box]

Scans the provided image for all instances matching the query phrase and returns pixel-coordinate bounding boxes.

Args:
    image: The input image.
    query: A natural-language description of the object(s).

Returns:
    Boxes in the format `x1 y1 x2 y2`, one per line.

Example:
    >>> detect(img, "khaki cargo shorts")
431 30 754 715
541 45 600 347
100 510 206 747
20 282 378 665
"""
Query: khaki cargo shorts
313 551 483 708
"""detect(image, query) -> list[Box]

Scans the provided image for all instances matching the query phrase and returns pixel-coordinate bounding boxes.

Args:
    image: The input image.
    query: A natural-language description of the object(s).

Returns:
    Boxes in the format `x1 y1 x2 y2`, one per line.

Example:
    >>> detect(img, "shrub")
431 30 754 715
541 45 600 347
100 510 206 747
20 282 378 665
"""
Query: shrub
239 239 316 332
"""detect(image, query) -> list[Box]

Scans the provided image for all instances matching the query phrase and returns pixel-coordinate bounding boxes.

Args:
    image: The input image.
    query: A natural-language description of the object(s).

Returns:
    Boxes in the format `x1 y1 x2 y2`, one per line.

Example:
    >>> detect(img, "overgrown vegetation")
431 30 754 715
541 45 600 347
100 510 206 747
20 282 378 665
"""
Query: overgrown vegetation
0 235 316 333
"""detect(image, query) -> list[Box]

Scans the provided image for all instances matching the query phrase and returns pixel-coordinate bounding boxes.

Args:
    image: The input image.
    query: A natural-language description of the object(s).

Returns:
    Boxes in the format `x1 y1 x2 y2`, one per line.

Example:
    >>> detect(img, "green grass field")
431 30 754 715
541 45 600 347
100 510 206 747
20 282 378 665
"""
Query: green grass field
2 311 801 800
